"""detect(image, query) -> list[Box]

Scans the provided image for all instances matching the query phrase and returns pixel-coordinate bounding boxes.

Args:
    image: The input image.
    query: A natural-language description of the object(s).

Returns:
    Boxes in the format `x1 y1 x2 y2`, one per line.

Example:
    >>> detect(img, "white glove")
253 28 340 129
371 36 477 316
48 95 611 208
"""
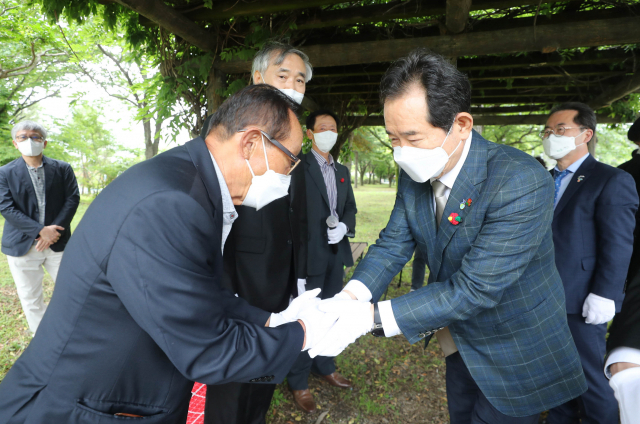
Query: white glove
308 299 373 358
269 288 321 328
297 301 339 352
297 279 307 296
327 222 348 244
582 293 616 325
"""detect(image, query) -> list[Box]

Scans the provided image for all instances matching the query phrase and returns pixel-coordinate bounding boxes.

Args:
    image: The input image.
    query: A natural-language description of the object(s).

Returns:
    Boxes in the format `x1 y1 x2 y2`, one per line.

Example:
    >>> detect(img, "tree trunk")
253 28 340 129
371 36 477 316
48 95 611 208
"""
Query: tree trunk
206 66 227 116
354 151 358 188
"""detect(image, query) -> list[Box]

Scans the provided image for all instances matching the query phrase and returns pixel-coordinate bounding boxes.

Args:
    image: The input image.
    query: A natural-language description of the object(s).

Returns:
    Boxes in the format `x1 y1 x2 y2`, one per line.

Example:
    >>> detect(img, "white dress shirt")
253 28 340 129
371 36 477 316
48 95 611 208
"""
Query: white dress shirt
344 132 473 336
604 347 640 378
210 152 238 253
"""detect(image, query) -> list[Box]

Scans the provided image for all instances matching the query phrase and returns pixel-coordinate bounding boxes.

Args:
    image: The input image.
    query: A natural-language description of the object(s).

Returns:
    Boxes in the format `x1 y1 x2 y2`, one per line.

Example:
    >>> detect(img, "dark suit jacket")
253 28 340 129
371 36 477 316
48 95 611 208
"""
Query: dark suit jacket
0 138 304 424
608 149 640 352
551 154 638 313
0 156 79 256
221 164 307 313
303 151 357 277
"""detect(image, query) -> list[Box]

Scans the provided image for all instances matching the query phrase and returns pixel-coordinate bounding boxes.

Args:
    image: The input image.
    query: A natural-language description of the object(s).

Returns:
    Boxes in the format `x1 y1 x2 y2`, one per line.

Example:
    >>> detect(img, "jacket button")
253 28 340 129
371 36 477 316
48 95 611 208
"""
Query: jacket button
290 208 294 213
287 240 292 245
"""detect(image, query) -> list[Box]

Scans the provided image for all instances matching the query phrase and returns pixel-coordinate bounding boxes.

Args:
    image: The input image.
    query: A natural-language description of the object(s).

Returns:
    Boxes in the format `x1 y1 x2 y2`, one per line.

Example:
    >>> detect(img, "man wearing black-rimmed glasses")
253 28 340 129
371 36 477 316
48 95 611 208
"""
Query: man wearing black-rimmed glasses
543 103 638 424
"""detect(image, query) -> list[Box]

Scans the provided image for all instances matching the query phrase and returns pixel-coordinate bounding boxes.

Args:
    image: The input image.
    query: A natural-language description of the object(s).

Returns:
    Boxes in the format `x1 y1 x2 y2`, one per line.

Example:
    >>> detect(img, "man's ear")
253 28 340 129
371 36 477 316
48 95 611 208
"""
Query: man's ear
241 129 263 160
455 112 474 139
12 140 18 149
253 70 263 85
306 128 314 140
43 140 48 149
584 129 595 144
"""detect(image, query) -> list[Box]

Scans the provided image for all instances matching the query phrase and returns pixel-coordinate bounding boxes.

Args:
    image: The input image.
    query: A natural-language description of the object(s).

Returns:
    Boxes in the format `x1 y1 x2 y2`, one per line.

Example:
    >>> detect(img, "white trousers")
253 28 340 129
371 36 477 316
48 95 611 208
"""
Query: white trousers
6 246 64 334
609 367 640 424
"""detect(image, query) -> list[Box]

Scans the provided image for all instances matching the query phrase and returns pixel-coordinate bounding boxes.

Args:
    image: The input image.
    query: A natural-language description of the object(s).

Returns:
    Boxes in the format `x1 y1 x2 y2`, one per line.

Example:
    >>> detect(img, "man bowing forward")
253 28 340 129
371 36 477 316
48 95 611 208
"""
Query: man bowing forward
312 50 587 423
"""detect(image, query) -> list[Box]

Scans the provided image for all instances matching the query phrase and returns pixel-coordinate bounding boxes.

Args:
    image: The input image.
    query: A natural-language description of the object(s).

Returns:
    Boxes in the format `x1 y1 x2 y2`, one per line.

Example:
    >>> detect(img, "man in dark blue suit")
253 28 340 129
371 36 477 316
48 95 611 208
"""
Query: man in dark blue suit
0 85 345 424
543 103 638 424
286 110 358 412
310 50 587 423
0 120 79 334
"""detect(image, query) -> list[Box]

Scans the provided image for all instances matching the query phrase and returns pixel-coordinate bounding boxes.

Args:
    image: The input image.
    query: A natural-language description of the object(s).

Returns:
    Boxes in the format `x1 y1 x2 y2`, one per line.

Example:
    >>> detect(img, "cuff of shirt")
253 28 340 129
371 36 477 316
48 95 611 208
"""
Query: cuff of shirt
343 280 372 302
604 347 640 379
378 300 402 337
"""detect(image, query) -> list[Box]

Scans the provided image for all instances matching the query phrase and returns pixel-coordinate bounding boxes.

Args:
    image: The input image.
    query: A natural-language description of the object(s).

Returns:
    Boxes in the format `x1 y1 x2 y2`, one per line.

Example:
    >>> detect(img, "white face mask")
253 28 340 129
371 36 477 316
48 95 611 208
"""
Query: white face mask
312 130 338 153
278 88 304 105
543 131 586 160
242 133 292 210
393 124 461 183
17 138 44 157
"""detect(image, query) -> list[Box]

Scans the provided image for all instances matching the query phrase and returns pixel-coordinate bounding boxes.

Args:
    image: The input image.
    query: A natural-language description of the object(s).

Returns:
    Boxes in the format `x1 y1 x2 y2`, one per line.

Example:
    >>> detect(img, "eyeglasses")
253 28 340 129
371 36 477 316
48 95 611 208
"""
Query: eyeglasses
16 135 44 142
539 126 586 139
238 129 301 175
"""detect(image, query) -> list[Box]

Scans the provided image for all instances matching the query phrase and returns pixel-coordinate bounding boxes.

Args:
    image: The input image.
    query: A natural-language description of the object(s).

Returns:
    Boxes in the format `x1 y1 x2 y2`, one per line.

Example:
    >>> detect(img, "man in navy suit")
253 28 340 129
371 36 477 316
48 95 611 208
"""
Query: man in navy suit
0 85 348 424
0 120 79 334
286 110 357 412
543 103 638 424
309 50 587 423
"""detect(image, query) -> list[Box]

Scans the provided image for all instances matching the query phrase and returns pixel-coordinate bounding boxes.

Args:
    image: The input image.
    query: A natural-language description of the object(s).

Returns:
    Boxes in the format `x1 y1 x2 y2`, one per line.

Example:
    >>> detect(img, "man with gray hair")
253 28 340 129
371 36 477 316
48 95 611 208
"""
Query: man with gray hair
202 41 320 423
0 120 79 334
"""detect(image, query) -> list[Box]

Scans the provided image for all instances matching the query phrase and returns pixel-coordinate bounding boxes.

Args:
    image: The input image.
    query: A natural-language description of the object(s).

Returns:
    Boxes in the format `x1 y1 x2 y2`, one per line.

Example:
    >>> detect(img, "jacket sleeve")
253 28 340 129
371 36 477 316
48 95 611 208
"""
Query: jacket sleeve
51 162 80 229
591 170 639 306
0 168 43 239
106 191 304 385
342 169 357 237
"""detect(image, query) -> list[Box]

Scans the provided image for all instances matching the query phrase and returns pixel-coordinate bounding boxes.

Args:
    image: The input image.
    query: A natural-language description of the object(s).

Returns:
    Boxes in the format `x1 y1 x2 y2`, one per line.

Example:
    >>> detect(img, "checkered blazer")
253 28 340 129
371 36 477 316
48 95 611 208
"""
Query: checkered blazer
352 131 587 417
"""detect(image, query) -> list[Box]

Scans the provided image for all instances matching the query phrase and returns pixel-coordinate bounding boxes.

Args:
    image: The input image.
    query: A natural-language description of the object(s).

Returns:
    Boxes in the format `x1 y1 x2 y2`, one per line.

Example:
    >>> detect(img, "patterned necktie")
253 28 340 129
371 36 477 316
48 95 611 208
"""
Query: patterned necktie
553 169 570 205
432 180 447 231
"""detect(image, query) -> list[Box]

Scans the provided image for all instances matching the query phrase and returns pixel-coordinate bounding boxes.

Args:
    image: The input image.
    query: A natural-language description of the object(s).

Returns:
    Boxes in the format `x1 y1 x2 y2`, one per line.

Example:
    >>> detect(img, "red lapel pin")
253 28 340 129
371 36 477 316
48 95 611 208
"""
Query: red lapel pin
448 212 462 225
340 178 345 183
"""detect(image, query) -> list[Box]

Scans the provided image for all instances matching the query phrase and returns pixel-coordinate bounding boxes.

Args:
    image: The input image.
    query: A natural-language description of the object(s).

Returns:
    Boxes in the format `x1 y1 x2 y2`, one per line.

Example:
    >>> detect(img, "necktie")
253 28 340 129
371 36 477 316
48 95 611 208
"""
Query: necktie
430 179 458 356
432 180 447 230
553 169 570 206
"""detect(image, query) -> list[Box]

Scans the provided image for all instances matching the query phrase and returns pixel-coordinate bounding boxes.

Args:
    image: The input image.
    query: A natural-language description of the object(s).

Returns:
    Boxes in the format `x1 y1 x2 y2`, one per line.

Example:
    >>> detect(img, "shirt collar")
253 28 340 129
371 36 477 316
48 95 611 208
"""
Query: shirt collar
311 148 336 170
209 152 237 214
25 160 44 171
431 131 473 189
554 153 590 174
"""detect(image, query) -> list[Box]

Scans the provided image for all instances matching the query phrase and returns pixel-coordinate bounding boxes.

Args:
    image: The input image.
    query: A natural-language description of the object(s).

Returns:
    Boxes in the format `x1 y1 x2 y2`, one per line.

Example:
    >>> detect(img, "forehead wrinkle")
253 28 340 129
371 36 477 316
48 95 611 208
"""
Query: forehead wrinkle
276 67 290 73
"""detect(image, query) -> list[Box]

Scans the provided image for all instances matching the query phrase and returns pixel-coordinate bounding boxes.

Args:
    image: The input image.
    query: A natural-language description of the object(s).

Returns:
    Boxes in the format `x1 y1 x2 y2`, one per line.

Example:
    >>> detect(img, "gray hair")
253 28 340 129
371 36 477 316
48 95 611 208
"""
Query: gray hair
251 41 313 83
11 120 47 140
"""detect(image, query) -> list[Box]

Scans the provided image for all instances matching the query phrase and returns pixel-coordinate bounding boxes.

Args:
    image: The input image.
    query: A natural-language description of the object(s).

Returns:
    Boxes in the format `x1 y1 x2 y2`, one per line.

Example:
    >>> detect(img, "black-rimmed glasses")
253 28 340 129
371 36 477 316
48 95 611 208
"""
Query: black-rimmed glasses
238 129 301 175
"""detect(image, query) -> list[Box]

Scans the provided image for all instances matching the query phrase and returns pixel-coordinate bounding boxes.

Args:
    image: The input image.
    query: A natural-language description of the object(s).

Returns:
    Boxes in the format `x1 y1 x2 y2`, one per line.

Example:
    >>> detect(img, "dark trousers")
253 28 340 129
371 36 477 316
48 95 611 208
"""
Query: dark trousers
547 314 619 424
446 352 540 424
204 382 275 424
287 252 344 390
411 252 426 291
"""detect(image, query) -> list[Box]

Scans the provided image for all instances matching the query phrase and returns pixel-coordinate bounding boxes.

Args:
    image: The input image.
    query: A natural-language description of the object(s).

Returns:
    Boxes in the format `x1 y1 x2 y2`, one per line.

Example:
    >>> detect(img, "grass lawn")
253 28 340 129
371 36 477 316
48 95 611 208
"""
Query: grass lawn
0 184 449 424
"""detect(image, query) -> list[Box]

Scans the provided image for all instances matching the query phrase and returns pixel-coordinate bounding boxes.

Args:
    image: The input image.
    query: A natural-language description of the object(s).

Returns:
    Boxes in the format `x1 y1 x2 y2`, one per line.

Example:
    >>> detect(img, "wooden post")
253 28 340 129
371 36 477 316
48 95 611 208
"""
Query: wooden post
206 65 226 115
446 0 472 34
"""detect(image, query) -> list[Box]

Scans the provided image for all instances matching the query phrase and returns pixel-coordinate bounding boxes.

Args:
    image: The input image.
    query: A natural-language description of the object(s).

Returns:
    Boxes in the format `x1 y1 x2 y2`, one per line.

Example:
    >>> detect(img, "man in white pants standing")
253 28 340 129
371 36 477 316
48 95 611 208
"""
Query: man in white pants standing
0 121 79 334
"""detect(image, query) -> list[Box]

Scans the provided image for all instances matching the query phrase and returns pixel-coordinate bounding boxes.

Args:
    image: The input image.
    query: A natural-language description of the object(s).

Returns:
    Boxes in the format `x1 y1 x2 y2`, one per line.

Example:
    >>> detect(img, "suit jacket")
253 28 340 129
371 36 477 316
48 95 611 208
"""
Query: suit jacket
303 151 357 277
352 131 587 417
551 155 638 313
221 163 307 313
608 149 640 352
0 156 79 256
0 138 304 424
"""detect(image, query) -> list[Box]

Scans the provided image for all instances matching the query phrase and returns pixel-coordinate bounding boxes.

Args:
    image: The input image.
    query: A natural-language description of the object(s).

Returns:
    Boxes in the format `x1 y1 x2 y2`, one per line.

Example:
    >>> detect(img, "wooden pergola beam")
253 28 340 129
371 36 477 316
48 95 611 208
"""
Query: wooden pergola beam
296 0 573 30
215 16 640 73
183 0 346 21
446 0 472 34
360 113 628 126
113 0 217 52
588 72 640 110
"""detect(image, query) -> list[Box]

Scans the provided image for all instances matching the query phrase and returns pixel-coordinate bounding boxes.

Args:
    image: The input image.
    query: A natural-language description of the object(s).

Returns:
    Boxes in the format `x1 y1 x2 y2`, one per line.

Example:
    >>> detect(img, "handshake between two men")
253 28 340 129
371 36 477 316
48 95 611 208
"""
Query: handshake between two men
268 288 374 357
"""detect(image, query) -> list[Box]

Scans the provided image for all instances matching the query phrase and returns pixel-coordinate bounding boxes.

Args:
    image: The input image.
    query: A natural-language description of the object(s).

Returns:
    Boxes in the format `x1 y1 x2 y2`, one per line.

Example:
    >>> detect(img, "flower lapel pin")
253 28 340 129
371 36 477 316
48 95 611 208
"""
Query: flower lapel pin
577 175 585 183
448 212 462 225
340 178 345 183
459 198 473 210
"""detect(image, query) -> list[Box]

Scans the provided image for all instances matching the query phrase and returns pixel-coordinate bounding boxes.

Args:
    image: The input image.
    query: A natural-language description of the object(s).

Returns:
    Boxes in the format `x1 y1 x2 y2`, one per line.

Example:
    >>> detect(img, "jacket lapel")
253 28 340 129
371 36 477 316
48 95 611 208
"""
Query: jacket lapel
431 131 487 279
305 153 331 209
185 137 223 232
336 165 347 216
553 155 596 218
15 157 38 206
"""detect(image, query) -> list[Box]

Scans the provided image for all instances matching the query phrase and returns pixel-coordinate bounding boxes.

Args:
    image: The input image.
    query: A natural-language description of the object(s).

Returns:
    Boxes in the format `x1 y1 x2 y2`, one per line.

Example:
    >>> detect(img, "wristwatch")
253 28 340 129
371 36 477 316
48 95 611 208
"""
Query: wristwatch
371 303 385 337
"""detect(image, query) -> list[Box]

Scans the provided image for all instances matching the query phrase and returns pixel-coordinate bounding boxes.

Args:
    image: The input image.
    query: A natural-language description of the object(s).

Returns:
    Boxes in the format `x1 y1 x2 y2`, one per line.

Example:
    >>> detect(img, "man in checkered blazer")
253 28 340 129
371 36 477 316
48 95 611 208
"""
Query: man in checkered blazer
311 50 587 423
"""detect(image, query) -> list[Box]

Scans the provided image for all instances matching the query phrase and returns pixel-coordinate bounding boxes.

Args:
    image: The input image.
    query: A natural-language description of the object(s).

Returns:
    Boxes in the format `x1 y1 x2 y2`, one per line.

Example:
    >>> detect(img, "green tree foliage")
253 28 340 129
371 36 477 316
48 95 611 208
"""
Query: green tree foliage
49 102 141 194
